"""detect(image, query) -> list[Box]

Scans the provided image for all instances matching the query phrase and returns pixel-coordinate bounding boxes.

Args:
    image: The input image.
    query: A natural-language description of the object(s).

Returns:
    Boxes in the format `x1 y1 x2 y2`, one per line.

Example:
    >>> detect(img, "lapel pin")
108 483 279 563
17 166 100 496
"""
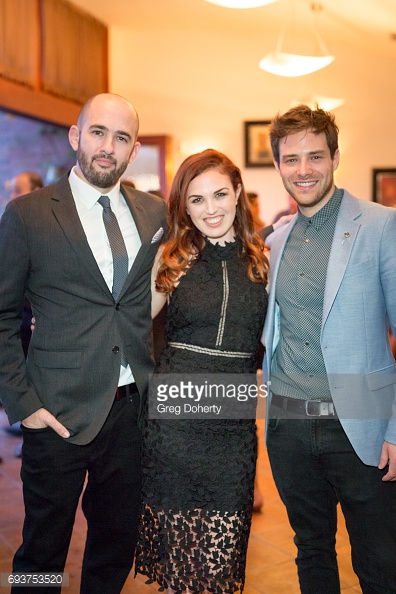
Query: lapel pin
342 231 350 245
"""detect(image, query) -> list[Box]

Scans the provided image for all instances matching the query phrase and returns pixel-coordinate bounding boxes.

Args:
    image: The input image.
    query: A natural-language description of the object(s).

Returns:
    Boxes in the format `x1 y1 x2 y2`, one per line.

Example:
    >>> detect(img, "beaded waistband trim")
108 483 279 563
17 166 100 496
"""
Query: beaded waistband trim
168 342 251 358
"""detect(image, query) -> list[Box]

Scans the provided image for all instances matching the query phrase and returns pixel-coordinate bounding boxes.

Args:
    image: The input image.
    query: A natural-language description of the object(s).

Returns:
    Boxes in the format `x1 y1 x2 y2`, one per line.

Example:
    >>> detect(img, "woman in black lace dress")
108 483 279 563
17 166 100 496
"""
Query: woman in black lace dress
135 149 269 593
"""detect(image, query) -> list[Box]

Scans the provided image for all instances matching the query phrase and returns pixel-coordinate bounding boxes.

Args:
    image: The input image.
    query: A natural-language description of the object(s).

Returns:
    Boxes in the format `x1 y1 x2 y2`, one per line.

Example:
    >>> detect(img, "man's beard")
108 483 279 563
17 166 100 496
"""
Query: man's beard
77 147 128 188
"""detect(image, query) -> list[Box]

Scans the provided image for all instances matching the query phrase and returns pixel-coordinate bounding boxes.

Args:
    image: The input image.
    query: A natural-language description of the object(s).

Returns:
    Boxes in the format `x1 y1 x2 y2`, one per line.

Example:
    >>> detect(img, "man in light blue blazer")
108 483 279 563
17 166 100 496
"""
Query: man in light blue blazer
262 104 396 594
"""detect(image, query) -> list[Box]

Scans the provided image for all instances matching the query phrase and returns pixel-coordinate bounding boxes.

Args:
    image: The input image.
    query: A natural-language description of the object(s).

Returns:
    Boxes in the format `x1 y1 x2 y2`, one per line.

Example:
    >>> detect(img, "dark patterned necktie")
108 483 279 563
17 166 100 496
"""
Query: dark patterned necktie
98 195 129 367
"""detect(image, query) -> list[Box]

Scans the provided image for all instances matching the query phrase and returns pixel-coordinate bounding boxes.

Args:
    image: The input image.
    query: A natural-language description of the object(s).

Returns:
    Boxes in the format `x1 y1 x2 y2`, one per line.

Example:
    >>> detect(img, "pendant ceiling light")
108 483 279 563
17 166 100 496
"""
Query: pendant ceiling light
259 3 334 77
204 0 278 8
260 52 333 77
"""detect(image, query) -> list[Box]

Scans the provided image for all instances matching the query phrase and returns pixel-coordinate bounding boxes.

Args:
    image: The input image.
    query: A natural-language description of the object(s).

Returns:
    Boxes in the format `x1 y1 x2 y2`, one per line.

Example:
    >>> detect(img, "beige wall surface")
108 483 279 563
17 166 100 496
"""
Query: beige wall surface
109 25 396 223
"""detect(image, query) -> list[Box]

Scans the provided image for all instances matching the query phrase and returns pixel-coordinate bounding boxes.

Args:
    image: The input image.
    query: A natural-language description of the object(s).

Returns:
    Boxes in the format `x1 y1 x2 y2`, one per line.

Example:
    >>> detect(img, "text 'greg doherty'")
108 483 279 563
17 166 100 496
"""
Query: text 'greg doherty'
157 403 222 416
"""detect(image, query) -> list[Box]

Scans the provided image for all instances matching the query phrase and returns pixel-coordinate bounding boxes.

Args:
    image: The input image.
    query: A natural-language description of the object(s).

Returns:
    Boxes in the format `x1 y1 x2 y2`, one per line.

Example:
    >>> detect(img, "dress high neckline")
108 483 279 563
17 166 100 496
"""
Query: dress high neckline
201 239 239 261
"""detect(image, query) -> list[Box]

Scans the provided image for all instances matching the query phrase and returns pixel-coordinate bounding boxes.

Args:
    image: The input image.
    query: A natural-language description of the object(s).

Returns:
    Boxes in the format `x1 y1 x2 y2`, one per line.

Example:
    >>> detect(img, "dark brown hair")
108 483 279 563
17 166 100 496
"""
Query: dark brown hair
156 149 269 292
270 104 339 165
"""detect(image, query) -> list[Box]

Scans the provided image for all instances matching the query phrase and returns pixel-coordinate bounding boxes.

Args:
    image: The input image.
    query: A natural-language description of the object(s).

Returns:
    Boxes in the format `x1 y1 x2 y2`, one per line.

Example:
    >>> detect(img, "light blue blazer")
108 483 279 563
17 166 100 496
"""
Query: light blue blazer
263 191 396 466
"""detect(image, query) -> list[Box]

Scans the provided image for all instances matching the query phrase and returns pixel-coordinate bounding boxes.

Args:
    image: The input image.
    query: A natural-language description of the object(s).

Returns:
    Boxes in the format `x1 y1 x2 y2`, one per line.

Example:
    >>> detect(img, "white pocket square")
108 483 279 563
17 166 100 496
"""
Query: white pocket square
151 227 164 243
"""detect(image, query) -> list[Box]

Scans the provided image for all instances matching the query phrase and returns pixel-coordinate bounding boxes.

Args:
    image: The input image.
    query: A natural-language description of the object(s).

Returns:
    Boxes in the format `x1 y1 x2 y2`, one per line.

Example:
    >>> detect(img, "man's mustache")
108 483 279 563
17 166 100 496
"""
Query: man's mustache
93 153 116 165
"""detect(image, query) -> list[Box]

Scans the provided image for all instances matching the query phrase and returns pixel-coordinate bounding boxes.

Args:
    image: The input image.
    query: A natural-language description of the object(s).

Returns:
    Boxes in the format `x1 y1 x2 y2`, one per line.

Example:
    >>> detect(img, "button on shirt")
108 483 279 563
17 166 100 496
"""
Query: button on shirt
68 168 141 386
271 188 343 401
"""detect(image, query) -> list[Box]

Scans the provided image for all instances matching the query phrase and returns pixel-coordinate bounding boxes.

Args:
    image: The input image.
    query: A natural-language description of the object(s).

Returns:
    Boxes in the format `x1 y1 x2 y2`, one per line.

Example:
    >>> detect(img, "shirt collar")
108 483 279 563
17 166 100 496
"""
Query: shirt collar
69 167 121 210
298 187 344 230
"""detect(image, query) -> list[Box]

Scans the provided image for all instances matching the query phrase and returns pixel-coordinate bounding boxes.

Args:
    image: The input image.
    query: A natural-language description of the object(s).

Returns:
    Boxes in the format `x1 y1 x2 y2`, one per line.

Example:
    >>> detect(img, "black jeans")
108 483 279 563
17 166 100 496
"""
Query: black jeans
13 392 142 594
267 407 396 594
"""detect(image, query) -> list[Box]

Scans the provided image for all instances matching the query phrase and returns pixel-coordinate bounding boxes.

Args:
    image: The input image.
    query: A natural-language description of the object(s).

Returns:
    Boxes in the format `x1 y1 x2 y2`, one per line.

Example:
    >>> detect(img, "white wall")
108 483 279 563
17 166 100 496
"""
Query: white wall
109 26 396 223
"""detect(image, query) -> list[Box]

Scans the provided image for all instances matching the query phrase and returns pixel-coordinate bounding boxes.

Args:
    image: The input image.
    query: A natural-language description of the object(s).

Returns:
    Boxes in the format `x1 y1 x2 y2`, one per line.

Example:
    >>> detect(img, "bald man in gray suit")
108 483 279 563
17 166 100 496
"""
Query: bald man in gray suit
0 93 167 594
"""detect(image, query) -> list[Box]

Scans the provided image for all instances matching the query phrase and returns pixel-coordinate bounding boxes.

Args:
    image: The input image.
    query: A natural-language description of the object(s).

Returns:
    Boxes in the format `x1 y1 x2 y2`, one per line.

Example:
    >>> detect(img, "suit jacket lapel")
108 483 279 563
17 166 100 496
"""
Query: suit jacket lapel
50 175 112 297
322 192 362 327
263 216 297 352
120 187 155 293
268 216 297 291
264 193 363 361
51 180 160 301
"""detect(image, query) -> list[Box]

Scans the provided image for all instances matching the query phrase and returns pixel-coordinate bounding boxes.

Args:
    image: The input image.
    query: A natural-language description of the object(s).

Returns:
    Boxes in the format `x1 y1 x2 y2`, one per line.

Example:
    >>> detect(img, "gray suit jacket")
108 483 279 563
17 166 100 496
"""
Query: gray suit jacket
263 191 396 466
0 174 167 445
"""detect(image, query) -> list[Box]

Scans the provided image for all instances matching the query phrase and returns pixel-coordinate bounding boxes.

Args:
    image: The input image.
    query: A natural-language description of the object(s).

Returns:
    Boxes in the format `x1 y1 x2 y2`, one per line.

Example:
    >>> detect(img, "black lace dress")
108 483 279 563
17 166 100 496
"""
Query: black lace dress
135 240 268 593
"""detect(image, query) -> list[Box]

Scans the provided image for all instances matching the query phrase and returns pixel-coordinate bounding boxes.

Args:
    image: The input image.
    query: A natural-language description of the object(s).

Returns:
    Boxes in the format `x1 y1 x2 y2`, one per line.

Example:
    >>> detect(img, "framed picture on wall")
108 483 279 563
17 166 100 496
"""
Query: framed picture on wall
244 120 273 167
372 168 396 207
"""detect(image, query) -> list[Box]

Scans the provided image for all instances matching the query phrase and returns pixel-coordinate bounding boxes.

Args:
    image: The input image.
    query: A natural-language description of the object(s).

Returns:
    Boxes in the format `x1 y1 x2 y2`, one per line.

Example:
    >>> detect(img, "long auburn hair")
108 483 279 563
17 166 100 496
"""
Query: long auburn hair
156 149 269 293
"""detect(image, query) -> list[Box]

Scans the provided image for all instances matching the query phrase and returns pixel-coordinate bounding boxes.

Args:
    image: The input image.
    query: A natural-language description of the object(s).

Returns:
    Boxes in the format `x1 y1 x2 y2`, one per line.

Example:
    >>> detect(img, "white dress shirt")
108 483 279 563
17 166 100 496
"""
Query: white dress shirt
69 167 141 386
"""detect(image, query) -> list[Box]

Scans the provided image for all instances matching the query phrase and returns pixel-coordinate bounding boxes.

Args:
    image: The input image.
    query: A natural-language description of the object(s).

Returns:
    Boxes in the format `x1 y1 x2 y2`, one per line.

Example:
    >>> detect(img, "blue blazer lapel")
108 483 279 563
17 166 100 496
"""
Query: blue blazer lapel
268 216 297 290
322 192 362 327
263 215 297 356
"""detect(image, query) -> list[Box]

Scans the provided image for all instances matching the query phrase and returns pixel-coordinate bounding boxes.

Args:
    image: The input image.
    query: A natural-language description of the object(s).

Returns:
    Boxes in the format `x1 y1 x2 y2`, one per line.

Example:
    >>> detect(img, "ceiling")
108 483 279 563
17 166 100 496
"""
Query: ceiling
70 0 396 50
66 0 396 201
68 0 396 114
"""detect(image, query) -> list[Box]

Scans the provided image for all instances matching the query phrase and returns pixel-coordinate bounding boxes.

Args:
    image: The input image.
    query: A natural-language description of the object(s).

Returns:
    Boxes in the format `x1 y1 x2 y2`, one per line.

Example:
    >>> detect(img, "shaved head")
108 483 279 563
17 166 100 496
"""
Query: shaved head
77 93 140 141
